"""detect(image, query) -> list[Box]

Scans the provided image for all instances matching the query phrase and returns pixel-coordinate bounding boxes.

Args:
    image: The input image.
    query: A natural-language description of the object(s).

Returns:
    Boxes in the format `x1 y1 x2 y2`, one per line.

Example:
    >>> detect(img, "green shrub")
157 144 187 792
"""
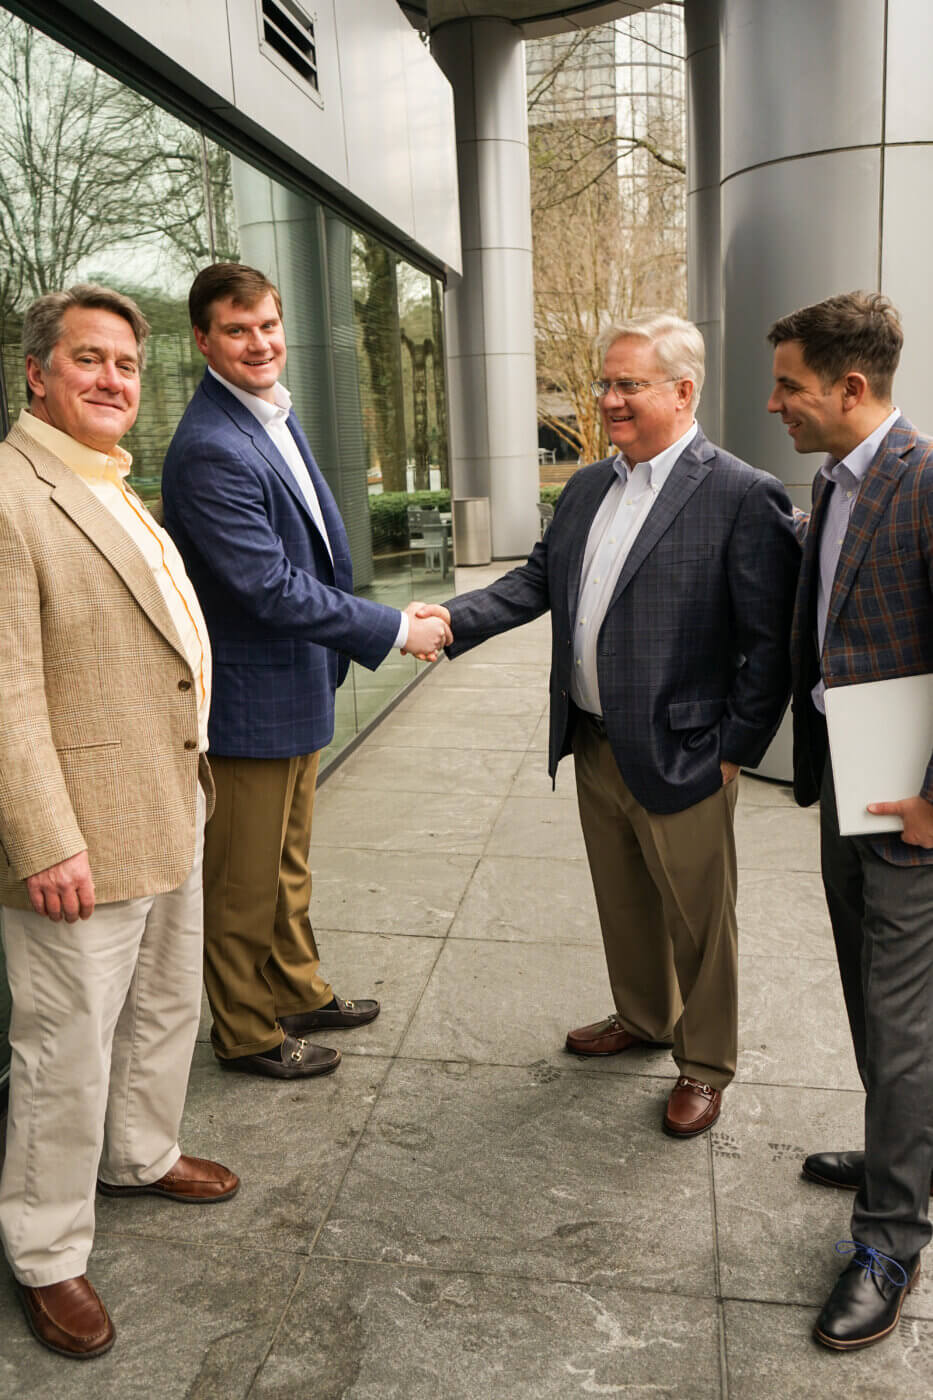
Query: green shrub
369 490 451 552
368 485 565 551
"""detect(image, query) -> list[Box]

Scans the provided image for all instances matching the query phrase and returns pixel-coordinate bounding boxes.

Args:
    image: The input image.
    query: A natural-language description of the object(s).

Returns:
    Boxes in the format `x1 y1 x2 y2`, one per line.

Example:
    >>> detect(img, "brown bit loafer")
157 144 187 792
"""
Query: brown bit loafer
279 995 380 1034
663 1076 722 1137
18 1275 115 1359
98 1153 240 1203
219 1033 341 1079
565 1014 644 1056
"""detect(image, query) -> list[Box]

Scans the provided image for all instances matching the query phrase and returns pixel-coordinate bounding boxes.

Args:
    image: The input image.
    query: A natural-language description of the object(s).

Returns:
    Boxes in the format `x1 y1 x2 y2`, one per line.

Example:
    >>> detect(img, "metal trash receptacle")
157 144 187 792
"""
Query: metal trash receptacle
453 496 491 566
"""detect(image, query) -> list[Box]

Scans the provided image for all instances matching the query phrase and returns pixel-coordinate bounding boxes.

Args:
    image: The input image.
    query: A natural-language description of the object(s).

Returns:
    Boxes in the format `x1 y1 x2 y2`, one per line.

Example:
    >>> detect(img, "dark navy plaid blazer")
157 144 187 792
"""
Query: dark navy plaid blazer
791 415 933 866
162 372 400 758
447 428 800 814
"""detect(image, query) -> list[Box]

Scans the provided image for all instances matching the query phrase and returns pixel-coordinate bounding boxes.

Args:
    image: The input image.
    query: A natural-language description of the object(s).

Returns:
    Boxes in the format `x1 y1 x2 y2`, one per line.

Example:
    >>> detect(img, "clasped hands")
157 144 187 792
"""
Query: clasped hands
400 602 452 662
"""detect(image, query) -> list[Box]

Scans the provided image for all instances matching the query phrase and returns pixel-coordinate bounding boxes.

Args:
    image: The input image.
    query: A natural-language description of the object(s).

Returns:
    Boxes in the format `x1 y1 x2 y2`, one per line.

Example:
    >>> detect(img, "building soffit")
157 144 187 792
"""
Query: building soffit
402 2 664 37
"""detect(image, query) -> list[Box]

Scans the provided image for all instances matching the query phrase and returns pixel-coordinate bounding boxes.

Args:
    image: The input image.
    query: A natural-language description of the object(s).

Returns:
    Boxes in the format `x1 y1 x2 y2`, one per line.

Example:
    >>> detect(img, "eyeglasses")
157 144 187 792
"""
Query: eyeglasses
590 377 681 398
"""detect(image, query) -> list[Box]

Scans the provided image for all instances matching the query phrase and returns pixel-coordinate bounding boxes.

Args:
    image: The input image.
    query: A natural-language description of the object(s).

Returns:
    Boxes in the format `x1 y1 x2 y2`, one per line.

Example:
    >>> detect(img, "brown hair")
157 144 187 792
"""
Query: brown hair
767 291 902 400
188 263 283 333
23 283 150 372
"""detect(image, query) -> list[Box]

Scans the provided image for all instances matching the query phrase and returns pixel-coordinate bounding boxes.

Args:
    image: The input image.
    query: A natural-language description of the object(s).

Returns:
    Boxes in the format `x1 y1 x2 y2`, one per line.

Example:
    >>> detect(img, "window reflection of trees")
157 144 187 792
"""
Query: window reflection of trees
0 13 238 500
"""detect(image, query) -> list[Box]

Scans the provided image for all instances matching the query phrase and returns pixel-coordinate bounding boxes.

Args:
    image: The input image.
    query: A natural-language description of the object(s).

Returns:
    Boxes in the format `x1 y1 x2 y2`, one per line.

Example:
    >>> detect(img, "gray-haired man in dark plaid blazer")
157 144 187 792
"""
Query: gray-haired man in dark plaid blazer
770 290 933 1352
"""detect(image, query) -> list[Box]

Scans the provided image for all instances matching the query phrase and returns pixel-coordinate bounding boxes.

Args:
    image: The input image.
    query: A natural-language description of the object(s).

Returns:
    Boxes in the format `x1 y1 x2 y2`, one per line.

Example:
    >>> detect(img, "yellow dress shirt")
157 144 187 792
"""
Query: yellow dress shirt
18 410 211 751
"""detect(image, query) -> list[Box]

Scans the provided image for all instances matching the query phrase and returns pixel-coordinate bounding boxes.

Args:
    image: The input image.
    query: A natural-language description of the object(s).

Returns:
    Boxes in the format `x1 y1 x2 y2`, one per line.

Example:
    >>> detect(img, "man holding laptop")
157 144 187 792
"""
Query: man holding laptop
768 291 933 1351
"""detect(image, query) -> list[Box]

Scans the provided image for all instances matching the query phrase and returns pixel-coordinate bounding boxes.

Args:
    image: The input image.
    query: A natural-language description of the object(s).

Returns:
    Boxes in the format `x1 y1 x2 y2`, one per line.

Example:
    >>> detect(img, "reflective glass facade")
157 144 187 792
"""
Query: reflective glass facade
0 9 451 1090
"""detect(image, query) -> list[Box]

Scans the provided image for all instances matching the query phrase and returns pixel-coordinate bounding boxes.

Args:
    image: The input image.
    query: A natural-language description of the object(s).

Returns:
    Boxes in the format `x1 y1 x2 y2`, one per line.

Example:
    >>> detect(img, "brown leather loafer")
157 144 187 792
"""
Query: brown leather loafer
663 1076 722 1137
279 995 380 1033
565 1014 644 1056
220 1034 341 1079
98 1153 240 1203
18 1275 114 1359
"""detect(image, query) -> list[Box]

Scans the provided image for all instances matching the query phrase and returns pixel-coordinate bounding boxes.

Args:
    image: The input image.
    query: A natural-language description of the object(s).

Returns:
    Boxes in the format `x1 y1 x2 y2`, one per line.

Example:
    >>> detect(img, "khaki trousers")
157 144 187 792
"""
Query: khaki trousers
573 719 739 1090
203 753 333 1059
0 790 205 1286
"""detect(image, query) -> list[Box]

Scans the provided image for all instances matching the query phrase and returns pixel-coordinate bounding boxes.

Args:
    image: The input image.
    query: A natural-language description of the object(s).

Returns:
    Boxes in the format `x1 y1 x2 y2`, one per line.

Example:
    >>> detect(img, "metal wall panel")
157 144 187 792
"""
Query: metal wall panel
78 0 460 274
336 0 416 239
722 149 880 489
881 145 933 431
721 0 884 179
885 0 933 143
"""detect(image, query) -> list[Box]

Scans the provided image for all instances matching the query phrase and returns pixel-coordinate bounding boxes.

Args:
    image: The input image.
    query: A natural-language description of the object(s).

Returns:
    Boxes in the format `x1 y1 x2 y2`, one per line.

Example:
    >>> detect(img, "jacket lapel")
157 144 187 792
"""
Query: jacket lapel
566 458 617 624
201 372 334 566
9 425 187 661
606 429 714 609
824 417 915 636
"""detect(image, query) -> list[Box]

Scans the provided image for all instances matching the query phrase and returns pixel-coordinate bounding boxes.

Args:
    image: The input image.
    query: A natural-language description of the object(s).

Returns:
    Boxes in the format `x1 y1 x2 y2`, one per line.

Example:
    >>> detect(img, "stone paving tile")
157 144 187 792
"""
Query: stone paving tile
486 794 589 861
510 748 578 799
326 742 526 796
251 1261 723 1400
428 657 551 690
400 937 615 1068
734 804 821 873
448 854 601 945
311 787 503 855
394 682 547 722
736 955 861 1089
316 1060 717 1297
724 1299 933 1400
371 712 542 752
711 1080 933 1323
0 1238 300 1400
738 776 798 808
307 848 478 937
529 714 551 749
736 869 834 960
294 929 444 1059
93 1046 391 1257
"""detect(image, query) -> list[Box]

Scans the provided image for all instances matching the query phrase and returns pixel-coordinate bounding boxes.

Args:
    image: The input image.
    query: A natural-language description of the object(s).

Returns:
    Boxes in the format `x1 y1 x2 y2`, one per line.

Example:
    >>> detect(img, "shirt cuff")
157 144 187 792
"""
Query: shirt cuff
394 610 409 649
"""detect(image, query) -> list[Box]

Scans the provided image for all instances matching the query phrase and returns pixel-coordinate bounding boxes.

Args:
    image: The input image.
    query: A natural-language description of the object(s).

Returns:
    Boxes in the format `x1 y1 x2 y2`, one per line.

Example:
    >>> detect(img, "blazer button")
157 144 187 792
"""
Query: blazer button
184 739 197 750
178 679 192 691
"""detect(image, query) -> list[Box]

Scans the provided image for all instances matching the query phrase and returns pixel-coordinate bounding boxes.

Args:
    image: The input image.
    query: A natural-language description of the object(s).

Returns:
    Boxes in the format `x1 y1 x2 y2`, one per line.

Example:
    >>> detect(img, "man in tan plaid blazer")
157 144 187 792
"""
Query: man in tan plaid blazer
0 285 239 1360
769 291 933 1353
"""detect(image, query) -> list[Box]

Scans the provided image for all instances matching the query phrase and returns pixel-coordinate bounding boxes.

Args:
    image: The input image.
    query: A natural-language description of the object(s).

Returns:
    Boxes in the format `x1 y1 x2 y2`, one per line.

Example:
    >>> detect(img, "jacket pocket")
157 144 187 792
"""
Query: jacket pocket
667 698 726 730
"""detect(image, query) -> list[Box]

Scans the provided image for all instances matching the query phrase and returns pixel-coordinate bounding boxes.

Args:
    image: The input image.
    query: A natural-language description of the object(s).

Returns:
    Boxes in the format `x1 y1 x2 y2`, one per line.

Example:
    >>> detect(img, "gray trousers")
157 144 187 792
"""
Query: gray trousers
820 764 933 1261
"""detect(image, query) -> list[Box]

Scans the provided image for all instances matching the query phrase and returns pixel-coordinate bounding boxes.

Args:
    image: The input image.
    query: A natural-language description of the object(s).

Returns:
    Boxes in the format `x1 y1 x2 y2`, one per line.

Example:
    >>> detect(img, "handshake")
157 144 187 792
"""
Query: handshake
400 601 452 662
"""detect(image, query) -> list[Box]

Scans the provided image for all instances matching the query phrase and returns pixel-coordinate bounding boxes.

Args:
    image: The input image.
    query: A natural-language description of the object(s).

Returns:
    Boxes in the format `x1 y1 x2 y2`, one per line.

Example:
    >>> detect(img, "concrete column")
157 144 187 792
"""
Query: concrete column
684 0 721 445
431 18 539 559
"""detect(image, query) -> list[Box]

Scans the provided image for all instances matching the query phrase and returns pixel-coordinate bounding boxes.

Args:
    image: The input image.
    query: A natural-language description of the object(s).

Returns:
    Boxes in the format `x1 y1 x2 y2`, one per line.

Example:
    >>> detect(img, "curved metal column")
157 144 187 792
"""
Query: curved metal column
432 18 539 559
685 0 721 444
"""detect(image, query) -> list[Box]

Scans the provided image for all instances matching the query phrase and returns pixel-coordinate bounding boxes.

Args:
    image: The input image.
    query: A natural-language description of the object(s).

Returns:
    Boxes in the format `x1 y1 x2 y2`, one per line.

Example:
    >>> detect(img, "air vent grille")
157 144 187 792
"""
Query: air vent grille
260 0 318 94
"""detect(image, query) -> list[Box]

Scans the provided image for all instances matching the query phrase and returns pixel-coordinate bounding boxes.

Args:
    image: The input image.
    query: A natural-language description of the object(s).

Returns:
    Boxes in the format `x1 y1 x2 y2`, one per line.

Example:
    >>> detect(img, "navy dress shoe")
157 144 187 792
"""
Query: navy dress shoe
814 1241 920 1351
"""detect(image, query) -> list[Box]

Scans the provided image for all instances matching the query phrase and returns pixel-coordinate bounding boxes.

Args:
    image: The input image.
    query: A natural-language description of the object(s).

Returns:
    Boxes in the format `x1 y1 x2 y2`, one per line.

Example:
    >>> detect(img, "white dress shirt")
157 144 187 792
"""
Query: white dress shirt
812 407 900 713
19 410 212 751
571 421 699 716
208 367 407 648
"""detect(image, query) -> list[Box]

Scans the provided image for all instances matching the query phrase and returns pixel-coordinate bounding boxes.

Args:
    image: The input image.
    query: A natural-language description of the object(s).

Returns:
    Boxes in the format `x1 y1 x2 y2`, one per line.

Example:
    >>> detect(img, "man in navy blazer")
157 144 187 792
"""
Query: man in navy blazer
421 315 799 1136
162 263 449 1080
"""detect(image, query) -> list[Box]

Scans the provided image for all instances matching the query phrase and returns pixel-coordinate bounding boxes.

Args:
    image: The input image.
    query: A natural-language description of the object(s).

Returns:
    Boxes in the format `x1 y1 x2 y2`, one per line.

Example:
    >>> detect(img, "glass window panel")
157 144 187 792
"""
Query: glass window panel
0 13 212 503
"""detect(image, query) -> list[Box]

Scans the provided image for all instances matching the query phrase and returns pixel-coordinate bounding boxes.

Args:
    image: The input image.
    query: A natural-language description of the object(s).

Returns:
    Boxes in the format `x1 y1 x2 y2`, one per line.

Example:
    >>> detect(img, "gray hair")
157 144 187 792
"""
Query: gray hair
23 284 151 386
601 313 705 414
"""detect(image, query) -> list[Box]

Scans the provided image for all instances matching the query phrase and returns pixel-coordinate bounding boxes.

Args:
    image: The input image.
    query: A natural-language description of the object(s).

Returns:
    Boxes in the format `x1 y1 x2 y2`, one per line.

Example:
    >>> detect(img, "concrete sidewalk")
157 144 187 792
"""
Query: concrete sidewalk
2 563 932 1398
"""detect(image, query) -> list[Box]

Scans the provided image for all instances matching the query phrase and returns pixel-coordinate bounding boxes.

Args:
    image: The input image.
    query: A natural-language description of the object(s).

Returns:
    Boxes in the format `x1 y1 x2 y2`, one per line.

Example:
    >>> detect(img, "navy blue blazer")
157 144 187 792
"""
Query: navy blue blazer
162 371 400 758
446 429 800 814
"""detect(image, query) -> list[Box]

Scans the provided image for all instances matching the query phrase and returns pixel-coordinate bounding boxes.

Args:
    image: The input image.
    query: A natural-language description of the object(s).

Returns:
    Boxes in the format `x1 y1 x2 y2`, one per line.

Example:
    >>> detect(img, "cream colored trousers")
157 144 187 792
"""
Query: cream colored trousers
0 790 205 1286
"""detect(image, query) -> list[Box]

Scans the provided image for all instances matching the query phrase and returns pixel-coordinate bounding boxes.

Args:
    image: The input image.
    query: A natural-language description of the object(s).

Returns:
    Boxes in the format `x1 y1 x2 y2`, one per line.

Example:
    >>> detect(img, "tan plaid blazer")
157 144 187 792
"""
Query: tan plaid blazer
0 424 213 908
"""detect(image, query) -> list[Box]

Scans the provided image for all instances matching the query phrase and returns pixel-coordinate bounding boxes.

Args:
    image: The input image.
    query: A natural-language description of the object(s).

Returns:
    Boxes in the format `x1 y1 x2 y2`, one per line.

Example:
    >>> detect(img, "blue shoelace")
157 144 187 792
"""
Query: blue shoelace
835 1239 909 1288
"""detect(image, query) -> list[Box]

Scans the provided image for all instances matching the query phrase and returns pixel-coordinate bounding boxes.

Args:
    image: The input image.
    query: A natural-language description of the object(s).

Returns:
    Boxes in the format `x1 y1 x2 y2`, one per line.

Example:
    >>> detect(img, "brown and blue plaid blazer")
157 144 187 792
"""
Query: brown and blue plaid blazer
791 415 933 865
